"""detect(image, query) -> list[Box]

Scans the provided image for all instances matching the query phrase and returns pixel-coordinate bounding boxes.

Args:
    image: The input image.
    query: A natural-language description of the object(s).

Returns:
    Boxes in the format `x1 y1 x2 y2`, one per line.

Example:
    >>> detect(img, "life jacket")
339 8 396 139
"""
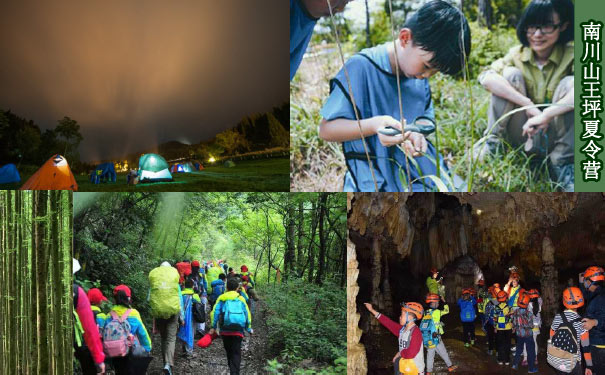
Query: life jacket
508 286 521 307
547 312 582 373
419 310 440 348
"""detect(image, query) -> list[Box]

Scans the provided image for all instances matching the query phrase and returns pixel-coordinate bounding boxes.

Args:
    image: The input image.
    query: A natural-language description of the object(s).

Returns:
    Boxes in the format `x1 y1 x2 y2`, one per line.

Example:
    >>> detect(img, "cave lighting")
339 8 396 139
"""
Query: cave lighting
209 157 216 163
476 209 482 215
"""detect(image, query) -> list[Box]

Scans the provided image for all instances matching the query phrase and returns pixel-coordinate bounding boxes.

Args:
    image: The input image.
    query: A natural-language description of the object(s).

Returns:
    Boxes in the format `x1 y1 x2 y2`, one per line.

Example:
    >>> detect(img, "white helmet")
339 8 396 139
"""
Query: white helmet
161 261 171 267
73 258 81 274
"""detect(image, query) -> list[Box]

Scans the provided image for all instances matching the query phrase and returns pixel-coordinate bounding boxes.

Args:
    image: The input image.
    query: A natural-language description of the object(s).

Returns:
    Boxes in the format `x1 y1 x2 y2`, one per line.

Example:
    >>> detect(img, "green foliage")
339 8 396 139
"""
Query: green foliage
263 278 346 365
466 21 518 78
265 356 347 375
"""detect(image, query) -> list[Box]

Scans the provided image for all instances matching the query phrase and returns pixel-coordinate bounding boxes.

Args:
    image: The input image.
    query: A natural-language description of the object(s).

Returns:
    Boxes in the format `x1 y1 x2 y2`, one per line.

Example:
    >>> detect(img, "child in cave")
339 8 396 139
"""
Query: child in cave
494 290 513 365
457 288 477 347
422 293 458 374
364 302 425 375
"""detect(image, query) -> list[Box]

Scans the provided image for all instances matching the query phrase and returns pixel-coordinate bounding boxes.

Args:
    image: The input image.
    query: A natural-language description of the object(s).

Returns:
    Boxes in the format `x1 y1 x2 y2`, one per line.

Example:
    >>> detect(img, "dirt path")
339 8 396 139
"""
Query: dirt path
147 300 269 375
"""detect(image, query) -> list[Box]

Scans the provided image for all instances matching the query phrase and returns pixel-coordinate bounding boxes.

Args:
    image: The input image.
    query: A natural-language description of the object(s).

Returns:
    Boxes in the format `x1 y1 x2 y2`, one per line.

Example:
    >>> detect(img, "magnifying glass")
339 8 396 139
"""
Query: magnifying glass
377 116 436 136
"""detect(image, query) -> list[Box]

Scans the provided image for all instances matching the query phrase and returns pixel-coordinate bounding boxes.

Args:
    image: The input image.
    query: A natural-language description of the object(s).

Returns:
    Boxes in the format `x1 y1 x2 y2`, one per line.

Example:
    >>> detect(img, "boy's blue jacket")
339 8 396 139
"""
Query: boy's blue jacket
457 296 477 322
321 43 455 192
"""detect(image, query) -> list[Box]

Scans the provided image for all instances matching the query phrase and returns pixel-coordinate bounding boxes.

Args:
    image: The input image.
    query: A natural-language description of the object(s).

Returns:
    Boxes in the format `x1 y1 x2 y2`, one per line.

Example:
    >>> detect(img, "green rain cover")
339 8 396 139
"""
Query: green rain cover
149 266 181 319
206 266 224 295
139 154 169 173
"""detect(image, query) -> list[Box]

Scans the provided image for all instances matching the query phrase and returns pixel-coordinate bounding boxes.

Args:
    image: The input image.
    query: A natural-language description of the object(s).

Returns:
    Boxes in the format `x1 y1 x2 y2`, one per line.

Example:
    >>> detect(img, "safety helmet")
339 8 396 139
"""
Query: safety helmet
426 293 440 304
584 266 605 283
562 287 584 309
401 302 424 320
510 272 520 280
496 290 508 302
469 288 477 297
527 289 540 299
517 291 530 309
462 288 471 295
493 283 500 289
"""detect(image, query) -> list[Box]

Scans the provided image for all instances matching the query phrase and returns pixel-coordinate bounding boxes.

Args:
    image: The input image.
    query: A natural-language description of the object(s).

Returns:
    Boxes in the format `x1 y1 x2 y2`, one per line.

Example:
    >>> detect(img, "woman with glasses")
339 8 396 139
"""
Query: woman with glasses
474 0 575 191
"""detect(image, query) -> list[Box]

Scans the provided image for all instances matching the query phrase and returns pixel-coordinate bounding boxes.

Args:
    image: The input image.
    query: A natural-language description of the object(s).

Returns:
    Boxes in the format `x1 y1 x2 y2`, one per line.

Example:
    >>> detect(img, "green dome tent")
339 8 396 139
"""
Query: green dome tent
138 153 173 182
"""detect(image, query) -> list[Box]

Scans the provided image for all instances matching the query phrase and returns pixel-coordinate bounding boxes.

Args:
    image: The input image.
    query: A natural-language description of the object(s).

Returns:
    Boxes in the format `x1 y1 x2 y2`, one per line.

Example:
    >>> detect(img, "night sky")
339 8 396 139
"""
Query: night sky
0 0 288 162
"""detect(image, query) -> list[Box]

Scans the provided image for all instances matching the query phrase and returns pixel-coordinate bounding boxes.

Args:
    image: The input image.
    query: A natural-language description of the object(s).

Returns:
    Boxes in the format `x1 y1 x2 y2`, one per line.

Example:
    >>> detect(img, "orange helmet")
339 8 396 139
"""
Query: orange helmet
426 293 440 304
496 290 508 302
510 272 520 280
527 289 540 299
462 288 471 295
469 288 477 297
517 291 530 309
584 266 605 282
477 279 485 286
562 287 584 309
401 302 424 320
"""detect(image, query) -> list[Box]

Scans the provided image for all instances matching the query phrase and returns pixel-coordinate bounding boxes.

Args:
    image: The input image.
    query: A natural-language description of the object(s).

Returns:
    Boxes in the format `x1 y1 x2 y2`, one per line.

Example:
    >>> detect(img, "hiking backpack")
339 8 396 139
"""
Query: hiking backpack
102 309 134 358
219 299 247 331
419 310 440 348
193 299 206 323
547 313 582 373
494 304 510 329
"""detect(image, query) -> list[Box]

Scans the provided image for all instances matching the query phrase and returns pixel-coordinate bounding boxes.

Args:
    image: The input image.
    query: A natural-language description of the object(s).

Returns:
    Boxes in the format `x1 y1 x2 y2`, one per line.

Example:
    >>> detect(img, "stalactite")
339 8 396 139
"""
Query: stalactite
540 235 558 327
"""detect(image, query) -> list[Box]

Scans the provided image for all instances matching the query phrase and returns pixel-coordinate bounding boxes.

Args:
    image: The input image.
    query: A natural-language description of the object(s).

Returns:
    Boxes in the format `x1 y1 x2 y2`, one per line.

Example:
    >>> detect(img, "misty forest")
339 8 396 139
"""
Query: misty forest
73 192 346 374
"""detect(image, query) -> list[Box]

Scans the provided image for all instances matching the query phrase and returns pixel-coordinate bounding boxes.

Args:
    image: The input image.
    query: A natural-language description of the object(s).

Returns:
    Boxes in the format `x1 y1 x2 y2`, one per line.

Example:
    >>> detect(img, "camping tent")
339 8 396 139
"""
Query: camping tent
90 162 117 184
138 153 172 182
192 160 204 171
0 164 21 184
20 154 78 191
170 162 193 173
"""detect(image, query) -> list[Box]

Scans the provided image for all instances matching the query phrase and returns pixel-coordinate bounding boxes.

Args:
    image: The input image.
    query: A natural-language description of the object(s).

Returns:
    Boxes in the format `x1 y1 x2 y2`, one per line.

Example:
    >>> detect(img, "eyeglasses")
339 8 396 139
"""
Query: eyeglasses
526 23 561 35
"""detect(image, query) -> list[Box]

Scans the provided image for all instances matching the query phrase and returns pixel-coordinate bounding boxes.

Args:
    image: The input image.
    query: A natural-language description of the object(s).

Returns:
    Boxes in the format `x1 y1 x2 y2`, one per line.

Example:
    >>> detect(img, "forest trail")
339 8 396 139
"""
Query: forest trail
148 299 269 375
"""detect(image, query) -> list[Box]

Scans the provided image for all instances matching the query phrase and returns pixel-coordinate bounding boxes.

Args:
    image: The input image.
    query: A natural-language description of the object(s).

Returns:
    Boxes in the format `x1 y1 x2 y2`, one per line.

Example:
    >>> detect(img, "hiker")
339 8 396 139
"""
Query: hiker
481 286 498 355
149 261 184 375
364 302 425 375
547 287 593 375
240 265 255 288
241 275 259 317
209 273 227 308
190 260 208 335
476 279 486 324
494 290 513 365
73 259 106 375
457 288 477 347
522 289 543 366
228 267 236 278
474 0 575 191
511 291 538 373
426 268 442 296
179 277 203 357
579 266 605 374
103 285 152 375
290 0 352 81
87 288 108 332
318 0 470 192
209 278 253 375
421 293 457 374
175 260 192 285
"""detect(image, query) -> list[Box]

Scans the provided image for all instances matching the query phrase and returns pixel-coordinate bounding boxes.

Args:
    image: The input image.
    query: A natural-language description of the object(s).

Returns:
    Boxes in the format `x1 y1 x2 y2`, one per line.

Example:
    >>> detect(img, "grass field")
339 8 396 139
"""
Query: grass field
1 157 289 192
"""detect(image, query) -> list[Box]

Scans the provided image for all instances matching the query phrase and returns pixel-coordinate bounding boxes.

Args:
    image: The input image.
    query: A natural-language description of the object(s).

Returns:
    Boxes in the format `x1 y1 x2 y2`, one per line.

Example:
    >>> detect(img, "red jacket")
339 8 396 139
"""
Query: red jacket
75 286 105 364
378 314 422 358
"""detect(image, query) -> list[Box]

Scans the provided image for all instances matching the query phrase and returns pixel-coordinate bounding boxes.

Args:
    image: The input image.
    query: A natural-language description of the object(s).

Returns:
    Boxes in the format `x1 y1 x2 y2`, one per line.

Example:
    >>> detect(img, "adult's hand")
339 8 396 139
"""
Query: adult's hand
364 303 377 316
95 362 105 374
522 112 550 138
582 318 598 331
525 105 542 119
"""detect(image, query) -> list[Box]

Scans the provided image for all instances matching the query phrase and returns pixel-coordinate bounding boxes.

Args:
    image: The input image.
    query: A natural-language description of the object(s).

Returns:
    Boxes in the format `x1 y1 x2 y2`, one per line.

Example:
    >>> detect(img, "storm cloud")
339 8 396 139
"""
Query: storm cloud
0 0 288 161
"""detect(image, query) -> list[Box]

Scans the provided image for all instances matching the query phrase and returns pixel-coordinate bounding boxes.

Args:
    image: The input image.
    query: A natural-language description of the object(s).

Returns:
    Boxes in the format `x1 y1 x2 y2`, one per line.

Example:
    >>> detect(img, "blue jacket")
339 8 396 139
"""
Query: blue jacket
583 285 605 345
210 279 225 300
457 296 477 322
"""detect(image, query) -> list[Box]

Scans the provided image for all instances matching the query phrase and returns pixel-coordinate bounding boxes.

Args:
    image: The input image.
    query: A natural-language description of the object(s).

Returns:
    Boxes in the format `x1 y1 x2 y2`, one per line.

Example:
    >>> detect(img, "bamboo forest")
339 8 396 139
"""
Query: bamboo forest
0 190 73 375
73 192 346 374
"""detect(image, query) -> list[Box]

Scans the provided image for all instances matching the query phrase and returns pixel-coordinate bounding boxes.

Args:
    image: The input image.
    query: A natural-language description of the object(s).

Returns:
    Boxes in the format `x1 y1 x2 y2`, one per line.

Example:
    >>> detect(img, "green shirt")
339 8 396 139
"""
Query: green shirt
426 277 440 295
426 305 449 335
481 42 574 104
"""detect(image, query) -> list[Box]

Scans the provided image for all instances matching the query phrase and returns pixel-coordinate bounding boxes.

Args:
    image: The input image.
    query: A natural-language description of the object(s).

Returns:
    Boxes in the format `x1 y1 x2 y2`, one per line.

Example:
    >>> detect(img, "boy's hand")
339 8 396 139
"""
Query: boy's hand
402 132 427 157
392 352 401 363
375 116 405 147
364 302 377 315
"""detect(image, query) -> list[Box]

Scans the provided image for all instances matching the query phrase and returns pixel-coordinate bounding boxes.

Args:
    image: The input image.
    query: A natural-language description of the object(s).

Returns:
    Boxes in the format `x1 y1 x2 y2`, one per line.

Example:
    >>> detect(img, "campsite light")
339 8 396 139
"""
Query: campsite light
209 157 215 163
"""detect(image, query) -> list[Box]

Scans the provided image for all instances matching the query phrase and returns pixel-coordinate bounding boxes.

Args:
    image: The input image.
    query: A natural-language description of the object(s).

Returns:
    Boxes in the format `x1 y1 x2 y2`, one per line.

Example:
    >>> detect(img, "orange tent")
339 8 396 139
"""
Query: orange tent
20 154 78 191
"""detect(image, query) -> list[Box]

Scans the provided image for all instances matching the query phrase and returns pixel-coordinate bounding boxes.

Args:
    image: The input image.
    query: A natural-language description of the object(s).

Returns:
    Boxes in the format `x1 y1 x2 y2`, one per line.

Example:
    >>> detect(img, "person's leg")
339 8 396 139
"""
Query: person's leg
527 336 537 372
470 321 476 343
223 335 234 371
426 346 436 372
512 335 523 367
75 347 98 375
112 356 129 375
156 317 169 366
436 340 453 367
488 325 496 352
165 314 179 367
533 331 539 363
487 67 529 144
547 75 575 190
592 345 605 374
496 330 504 363
504 330 511 364
231 336 242 375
